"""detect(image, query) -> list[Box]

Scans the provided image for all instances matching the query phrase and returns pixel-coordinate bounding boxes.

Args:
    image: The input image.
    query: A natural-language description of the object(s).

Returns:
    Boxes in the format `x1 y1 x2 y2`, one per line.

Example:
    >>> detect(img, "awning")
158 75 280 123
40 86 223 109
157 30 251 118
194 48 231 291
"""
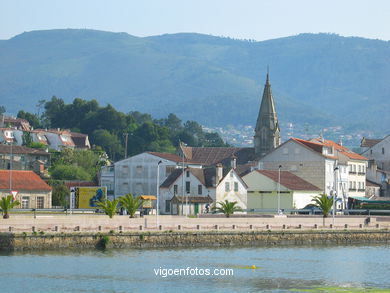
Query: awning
349 196 390 204
140 195 157 200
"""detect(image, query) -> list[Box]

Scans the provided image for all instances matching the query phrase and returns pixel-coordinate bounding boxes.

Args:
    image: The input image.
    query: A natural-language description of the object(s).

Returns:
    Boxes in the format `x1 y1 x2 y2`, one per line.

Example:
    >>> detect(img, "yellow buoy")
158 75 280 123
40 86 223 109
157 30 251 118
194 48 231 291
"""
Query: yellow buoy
251 265 256 269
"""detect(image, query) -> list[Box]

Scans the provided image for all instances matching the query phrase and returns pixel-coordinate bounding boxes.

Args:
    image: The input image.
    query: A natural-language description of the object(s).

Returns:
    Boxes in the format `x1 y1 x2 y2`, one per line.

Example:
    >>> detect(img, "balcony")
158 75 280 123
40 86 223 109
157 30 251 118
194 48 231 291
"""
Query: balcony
358 172 366 176
349 171 357 175
358 189 365 192
349 188 357 192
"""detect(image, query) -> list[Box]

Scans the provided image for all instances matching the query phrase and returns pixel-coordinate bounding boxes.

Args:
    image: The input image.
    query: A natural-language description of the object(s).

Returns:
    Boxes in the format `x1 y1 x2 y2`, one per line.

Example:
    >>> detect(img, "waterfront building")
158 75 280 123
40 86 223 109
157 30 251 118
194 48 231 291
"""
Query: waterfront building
361 135 390 196
243 169 320 210
111 151 201 198
258 137 367 208
0 170 52 208
160 160 247 215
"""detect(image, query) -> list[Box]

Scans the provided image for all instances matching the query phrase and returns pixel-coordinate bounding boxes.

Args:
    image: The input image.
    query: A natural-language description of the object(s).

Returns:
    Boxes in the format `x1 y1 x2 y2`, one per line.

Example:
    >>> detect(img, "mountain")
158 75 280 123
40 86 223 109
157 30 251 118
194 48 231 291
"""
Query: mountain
0 29 389 132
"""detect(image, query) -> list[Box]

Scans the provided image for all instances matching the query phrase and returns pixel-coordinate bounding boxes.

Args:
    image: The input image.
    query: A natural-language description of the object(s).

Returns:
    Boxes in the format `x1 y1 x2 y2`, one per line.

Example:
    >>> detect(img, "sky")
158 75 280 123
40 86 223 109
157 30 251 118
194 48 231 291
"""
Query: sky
1 0 390 41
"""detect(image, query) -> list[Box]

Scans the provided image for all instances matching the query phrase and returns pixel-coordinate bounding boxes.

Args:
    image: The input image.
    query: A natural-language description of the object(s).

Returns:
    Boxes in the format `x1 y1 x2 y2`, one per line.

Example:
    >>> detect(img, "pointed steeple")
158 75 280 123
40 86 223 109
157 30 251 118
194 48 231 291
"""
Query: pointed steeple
254 70 281 158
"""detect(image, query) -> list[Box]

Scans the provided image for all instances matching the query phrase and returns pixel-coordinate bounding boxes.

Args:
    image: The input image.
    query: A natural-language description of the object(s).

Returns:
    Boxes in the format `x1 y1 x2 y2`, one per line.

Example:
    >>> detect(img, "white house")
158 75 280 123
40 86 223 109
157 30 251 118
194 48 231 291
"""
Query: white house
243 170 321 210
361 135 390 197
112 151 201 198
259 138 367 208
159 163 247 215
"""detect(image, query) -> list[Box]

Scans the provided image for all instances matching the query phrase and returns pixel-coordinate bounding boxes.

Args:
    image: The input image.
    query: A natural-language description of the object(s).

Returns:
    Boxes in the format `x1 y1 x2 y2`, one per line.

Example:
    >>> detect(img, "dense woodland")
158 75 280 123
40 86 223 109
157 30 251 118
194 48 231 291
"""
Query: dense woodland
17 96 228 160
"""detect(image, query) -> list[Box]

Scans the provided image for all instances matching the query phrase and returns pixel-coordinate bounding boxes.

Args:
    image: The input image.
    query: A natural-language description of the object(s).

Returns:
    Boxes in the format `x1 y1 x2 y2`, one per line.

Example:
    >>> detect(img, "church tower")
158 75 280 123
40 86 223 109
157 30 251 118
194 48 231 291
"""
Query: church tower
254 71 281 158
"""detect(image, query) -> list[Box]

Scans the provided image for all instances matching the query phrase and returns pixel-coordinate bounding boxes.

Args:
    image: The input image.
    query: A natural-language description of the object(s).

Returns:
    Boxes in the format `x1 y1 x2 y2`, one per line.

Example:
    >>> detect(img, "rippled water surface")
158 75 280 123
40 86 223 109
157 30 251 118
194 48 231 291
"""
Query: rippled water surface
1 245 389 292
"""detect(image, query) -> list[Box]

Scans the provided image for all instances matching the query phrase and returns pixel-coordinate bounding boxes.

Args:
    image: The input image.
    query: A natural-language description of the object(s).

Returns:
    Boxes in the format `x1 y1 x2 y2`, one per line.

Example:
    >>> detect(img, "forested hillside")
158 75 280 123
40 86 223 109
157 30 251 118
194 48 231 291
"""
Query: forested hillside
1 29 389 131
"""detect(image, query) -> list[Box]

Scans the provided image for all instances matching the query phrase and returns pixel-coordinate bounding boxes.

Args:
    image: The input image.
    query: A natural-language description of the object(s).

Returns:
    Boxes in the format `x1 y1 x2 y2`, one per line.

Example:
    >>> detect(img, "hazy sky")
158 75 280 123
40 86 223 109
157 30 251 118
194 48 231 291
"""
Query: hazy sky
1 0 389 41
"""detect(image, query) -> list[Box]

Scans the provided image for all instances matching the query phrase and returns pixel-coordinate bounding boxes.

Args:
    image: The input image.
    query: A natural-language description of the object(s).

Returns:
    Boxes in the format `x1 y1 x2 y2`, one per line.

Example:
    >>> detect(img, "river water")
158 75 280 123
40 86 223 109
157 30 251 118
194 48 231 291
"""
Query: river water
0 245 389 293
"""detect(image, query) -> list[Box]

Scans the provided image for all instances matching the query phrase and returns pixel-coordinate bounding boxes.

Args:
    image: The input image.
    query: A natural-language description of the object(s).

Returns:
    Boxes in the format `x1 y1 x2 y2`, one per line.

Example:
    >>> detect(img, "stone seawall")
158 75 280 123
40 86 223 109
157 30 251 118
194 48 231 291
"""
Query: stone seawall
1 230 389 251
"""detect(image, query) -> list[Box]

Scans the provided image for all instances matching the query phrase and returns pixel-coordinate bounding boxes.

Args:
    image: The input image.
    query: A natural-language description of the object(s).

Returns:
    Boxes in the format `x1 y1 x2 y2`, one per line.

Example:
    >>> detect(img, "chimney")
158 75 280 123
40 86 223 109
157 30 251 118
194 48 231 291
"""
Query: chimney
231 155 237 169
216 163 223 185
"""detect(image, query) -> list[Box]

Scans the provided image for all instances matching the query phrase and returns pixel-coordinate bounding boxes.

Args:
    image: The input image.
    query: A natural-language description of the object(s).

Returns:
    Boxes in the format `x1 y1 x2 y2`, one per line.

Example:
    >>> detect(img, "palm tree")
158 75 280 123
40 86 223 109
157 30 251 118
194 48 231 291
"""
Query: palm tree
97 199 119 218
213 200 242 218
312 193 333 226
0 195 21 219
119 193 143 218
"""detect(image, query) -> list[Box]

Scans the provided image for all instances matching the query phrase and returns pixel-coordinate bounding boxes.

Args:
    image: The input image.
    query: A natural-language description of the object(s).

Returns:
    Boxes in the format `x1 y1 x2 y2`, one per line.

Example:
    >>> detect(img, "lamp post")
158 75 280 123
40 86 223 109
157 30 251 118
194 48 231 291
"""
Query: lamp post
333 166 339 226
156 160 162 228
9 140 13 197
277 165 282 214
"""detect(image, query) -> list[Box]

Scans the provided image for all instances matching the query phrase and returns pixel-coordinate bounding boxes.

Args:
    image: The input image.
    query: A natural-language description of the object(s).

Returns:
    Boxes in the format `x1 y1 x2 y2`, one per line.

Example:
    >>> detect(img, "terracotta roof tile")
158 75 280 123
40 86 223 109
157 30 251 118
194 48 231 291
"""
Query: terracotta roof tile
361 138 382 148
0 170 51 191
256 170 320 191
311 138 368 161
0 144 49 156
148 152 186 163
181 145 255 166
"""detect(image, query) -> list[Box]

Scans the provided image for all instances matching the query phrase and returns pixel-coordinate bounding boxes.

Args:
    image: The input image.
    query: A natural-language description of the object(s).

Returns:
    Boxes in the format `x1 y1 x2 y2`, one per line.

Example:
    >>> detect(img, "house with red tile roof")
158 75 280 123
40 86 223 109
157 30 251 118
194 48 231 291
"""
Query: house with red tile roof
0 170 52 209
243 170 321 210
258 137 368 208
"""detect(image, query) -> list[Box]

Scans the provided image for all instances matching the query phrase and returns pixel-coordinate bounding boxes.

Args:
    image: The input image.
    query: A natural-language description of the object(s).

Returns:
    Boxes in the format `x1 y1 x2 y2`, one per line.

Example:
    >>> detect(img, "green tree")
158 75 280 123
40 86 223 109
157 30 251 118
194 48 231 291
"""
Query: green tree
50 164 91 181
50 148 103 181
97 199 119 218
43 96 67 128
119 193 143 218
213 200 242 218
17 110 41 129
50 182 69 207
91 129 123 160
311 193 334 226
0 195 21 219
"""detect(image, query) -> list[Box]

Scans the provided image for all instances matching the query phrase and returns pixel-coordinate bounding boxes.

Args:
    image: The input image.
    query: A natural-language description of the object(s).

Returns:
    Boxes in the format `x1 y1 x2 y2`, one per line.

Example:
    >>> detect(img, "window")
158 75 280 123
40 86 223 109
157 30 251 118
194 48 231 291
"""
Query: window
370 150 373 155
294 148 300 154
136 165 142 174
21 196 30 209
198 185 202 195
173 185 178 195
382 147 385 155
230 171 234 177
186 171 190 177
36 197 44 209
165 200 171 213
283 148 289 155
234 182 238 192
225 182 230 192
185 181 190 193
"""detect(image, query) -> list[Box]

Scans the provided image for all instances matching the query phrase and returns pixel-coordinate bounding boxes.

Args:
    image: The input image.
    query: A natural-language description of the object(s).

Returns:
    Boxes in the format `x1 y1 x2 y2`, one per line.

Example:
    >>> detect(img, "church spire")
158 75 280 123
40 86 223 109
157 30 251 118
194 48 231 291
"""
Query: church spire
254 70 281 158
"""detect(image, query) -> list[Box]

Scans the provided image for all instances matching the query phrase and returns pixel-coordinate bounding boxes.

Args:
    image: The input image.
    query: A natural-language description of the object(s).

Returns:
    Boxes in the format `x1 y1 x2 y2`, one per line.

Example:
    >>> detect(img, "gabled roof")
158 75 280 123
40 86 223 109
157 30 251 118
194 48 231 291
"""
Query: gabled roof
160 166 245 189
0 170 51 191
256 170 320 191
361 137 383 148
292 138 325 154
180 144 255 166
70 132 90 149
311 138 367 161
0 144 49 156
147 152 190 163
